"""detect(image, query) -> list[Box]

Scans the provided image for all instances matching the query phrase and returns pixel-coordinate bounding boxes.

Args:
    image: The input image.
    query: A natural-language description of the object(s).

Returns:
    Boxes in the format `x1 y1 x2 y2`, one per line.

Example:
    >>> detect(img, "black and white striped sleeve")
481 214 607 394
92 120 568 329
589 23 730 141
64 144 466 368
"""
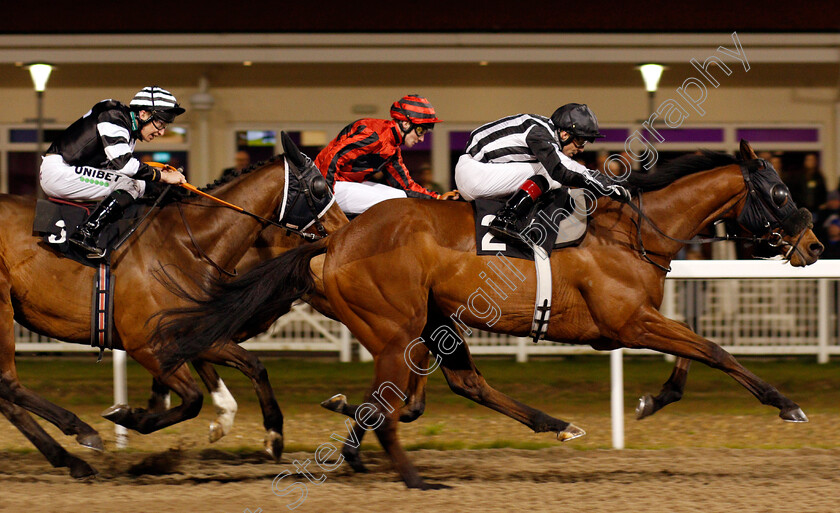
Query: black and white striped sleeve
524 124 564 172
96 110 158 181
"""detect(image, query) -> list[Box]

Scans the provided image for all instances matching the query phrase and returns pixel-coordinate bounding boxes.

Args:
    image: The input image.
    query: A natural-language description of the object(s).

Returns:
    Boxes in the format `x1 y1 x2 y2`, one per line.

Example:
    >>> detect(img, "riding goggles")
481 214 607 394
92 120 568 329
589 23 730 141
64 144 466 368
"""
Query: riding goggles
412 124 434 137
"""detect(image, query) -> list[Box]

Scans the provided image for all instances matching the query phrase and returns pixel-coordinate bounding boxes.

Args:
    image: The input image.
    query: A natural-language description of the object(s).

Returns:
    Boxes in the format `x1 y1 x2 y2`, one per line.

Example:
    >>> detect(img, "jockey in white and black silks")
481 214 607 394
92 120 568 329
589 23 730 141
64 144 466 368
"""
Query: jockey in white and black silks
40 86 187 257
454 103 631 248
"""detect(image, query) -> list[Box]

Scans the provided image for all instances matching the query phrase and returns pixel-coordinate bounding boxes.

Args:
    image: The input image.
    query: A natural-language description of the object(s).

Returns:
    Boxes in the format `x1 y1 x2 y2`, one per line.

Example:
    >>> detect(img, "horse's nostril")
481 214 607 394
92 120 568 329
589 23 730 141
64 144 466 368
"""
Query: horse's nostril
810 242 824 256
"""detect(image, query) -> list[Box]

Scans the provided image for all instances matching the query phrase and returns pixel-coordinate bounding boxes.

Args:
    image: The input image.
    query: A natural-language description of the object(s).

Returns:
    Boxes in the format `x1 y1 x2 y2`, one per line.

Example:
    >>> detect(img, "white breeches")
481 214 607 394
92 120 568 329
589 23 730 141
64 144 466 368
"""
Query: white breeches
333 180 407 215
454 154 562 201
40 154 146 201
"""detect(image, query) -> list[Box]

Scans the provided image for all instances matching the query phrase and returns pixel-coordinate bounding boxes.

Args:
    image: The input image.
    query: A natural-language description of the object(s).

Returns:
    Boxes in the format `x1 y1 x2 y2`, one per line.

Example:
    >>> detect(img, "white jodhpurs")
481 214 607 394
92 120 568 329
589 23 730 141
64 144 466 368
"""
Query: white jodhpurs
40 154 146 201
333 181 407 215
454 154 562 201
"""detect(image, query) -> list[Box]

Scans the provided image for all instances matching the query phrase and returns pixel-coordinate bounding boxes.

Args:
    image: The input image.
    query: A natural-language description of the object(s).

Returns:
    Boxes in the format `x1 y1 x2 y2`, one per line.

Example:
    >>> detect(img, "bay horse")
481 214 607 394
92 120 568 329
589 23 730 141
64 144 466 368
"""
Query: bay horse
155 141 823 489
0 139 347 478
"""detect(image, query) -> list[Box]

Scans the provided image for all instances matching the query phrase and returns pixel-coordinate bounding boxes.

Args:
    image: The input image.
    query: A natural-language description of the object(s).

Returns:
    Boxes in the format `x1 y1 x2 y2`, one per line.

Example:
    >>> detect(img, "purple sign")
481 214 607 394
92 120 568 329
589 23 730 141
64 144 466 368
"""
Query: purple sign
735 128 819 143
644 127 725 143
449 131 472 153
600 128 630 143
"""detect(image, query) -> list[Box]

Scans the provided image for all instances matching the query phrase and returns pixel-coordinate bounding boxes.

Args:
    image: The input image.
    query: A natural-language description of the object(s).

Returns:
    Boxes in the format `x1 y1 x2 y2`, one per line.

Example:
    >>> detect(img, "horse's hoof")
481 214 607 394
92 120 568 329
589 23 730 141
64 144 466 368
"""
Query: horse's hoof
102 404 131 424
67 456 98 480
637 395 660 420
557 423 586 442
781 407 809 423
209 421 225 443
76 432 104 452
264 429 284 461
343 450 368 473
320 394 347 413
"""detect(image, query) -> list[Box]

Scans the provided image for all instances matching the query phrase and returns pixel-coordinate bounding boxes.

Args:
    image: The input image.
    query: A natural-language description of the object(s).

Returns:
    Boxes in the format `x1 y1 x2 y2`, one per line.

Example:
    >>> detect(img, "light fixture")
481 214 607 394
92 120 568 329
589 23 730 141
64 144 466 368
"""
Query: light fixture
27 63 53 92
638 63 664 93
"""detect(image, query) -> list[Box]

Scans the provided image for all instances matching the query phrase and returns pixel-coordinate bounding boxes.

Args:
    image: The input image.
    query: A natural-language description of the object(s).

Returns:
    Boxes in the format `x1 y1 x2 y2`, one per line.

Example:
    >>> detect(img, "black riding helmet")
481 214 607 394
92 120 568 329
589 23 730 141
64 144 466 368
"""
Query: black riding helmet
129 86 185 125
550 103 605 146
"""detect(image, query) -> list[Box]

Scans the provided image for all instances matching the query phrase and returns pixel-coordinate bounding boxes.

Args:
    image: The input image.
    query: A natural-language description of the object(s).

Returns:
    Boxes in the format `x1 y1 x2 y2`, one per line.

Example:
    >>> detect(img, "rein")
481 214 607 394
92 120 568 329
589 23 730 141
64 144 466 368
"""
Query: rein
623 191 756 273
180 183 322 242
177 202 238 278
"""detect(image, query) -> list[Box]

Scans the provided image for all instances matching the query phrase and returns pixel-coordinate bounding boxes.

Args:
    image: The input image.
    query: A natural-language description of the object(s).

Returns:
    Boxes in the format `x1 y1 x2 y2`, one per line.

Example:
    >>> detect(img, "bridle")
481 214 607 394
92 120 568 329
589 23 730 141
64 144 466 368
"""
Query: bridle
624 161 811 272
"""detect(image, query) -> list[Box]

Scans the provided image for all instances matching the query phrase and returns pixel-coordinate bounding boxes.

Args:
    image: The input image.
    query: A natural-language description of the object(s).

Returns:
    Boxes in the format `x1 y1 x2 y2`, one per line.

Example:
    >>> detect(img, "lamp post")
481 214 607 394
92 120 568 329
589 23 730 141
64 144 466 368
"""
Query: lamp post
638 63 664 117
27 63 53 198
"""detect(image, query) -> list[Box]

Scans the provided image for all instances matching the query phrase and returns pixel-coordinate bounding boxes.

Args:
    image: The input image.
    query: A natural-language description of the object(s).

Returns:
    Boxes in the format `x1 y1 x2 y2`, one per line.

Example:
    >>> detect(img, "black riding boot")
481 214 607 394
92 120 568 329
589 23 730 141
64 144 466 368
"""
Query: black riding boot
69 190 133 258
488 175 548 248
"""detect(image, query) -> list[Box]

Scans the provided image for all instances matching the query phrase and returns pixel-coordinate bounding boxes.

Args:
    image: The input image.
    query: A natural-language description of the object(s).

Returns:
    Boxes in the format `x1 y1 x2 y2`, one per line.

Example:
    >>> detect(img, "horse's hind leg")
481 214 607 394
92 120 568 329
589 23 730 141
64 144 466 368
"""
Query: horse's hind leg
636 356 691 420
0 396 96 479
624 308 806 421
422 303 583 440
194 343 283 459
0 292 103 451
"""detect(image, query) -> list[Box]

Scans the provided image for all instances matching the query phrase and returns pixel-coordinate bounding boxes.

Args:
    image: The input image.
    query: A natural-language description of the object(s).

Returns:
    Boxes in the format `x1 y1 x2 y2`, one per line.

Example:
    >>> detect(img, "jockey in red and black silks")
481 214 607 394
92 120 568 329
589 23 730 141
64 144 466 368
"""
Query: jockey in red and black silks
314 95 442 215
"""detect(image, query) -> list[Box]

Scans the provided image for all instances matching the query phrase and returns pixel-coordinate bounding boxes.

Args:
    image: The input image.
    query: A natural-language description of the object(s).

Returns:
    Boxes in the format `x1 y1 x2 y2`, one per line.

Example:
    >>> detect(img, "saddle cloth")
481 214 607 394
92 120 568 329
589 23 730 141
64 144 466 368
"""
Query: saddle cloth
473 187 589 260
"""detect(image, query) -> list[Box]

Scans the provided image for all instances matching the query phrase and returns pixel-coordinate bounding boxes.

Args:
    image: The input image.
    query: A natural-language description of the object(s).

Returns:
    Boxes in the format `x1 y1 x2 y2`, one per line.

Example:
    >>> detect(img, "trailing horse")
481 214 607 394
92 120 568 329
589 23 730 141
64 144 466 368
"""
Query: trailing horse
156 141 823 488
0 136 345 478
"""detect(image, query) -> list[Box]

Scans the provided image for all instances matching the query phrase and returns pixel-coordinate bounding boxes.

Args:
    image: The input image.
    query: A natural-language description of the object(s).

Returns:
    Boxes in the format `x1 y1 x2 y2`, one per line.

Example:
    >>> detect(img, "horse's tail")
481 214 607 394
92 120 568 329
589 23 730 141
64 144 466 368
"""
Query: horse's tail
154 237 329 371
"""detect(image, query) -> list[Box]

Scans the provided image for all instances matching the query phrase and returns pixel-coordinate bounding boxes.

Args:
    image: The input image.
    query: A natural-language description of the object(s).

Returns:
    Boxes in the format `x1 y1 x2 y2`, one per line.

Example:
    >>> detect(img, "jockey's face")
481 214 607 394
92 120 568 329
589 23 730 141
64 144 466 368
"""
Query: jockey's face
559 130 582 158
401 121 426 148
138 110 167 142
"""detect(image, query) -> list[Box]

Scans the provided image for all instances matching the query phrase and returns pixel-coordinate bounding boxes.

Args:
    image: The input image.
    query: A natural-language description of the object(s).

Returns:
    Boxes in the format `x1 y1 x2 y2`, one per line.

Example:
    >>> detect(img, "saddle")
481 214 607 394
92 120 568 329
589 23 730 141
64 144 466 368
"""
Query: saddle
32 198 146 267
473 187 589 260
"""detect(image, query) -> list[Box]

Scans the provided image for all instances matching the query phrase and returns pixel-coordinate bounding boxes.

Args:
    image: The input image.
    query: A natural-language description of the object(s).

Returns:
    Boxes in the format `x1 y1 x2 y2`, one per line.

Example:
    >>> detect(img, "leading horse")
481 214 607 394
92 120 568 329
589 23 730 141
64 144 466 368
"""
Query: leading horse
0 140 346 478
156 141 823 488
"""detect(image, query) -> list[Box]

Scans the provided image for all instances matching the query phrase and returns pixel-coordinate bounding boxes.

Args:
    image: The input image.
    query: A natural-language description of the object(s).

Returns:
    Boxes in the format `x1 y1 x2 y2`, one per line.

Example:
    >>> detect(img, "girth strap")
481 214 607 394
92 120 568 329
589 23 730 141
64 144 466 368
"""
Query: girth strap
91 262 115 361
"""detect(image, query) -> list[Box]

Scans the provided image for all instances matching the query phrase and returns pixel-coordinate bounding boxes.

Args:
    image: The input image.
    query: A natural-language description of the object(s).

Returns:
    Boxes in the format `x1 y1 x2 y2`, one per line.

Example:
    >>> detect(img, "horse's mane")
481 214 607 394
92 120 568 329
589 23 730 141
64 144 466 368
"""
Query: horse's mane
143 154 285 206
626 150 739 192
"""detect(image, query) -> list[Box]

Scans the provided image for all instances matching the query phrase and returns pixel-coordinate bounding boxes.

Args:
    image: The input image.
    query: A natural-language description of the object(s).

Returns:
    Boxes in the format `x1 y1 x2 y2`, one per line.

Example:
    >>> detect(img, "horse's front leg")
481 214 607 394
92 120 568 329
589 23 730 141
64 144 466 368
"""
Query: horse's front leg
191 359 238 443
146 360 238 443
621 308 806 422
103 354 204 434
636 356 691 420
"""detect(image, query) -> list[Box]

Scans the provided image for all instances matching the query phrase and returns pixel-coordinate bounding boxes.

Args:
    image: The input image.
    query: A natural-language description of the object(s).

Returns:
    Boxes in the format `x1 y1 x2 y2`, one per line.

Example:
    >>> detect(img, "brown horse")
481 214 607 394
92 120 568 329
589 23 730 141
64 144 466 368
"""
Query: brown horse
0 140 348 478
156 141 823 488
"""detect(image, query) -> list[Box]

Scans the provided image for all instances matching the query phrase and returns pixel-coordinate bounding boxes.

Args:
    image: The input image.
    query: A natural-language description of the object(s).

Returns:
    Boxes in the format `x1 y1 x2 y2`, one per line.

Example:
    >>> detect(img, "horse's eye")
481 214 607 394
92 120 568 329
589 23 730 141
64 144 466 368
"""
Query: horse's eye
770 184 789 207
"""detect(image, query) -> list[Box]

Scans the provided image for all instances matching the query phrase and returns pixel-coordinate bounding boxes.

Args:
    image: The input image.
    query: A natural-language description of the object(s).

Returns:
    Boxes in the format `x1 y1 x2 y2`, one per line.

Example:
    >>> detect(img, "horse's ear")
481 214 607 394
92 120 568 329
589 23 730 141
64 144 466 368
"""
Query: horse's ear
280 131 306 169
739 139 758 161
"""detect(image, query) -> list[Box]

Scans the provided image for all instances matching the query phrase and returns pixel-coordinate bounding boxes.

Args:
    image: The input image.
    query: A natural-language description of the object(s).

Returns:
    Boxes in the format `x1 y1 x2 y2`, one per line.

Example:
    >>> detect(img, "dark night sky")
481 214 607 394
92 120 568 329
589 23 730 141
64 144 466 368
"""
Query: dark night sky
4 1 839 34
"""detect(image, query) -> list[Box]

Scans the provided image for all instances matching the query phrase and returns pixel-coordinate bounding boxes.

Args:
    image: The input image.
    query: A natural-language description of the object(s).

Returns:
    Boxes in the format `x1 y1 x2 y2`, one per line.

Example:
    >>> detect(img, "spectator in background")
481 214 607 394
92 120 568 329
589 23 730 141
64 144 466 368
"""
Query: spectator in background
819 218 840 259
416 163 444 195
222 150 252 178
814 189 840 242
786 152 827 214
